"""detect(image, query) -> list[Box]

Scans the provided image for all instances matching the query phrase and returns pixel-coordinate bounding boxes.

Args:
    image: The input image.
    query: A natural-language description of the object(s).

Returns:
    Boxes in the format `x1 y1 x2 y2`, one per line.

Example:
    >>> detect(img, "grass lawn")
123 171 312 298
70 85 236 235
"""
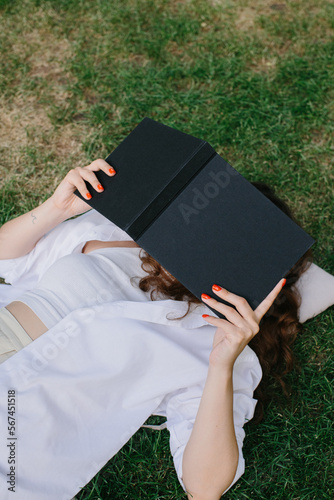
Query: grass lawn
0 0 333 498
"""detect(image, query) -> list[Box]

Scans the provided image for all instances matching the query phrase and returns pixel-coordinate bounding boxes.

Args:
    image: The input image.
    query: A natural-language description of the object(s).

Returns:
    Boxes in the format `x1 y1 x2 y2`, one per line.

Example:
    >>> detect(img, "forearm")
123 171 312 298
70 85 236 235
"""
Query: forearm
182 365 238 500
0 197 69 259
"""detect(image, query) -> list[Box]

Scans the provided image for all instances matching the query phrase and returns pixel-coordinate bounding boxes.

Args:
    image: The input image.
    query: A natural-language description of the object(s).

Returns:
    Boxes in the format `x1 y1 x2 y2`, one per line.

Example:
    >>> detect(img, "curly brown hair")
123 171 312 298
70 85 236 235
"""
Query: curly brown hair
131 182 313 423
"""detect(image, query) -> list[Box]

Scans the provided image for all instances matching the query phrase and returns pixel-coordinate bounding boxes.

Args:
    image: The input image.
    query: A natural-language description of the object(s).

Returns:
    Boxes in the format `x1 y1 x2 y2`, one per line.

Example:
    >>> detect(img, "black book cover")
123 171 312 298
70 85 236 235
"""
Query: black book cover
74 118 315 319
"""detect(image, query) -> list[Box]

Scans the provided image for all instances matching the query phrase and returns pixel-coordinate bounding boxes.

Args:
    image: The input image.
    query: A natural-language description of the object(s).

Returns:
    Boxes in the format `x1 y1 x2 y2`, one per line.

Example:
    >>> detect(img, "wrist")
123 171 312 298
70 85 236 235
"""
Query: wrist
207 361 234 379
43 197 71 224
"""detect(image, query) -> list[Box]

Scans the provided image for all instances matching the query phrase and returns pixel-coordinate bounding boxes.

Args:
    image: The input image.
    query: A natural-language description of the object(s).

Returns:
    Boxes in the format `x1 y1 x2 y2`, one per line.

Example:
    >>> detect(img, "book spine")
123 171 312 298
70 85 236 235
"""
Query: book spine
127 142 216 240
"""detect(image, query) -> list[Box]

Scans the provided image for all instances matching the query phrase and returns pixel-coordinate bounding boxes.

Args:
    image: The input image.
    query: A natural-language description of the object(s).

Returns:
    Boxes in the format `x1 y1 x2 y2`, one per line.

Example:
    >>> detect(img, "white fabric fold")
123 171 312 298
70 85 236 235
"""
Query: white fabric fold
4 208 331 497
0 298 216 499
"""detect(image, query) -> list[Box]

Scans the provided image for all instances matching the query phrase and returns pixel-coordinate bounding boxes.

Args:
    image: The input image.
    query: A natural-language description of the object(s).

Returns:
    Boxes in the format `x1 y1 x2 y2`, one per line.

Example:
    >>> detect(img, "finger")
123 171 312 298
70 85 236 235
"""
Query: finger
76 167 105 193
254 278 286 322
86 159 116 176
67 170 93 200
201 295 246 328
210 286 255 324
202 315 240 335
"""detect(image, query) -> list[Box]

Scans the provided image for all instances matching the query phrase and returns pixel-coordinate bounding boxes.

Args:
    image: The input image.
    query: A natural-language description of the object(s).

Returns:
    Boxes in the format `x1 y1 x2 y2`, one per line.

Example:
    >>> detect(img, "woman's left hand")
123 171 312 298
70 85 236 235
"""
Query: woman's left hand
201 278 286 371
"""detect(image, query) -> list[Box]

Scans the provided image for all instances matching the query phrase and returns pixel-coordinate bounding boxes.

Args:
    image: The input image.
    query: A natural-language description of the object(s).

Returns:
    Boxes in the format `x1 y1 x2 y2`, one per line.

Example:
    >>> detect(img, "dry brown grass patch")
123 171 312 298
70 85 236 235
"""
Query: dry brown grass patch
0 6 95 197
210 0 333 73
0 90 91 196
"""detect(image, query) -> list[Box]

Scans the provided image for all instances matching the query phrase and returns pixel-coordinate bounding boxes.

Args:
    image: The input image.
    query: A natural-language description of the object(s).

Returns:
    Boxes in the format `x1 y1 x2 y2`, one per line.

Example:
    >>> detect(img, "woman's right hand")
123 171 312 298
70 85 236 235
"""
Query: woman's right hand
49 159 116 218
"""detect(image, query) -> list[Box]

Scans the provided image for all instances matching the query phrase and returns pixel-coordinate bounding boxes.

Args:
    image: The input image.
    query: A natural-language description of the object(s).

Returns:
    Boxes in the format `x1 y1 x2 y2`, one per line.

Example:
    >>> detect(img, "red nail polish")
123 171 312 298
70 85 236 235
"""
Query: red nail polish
97 184 104 191
282 278 286 287
201 293 211 300
212 284 222 291
202 314 209 318
109 168 116 175
86 193 92 199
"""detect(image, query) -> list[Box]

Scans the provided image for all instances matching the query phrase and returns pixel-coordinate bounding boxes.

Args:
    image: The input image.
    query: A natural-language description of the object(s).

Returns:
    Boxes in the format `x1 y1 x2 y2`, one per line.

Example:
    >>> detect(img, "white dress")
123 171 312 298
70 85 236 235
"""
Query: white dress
0 210 262 500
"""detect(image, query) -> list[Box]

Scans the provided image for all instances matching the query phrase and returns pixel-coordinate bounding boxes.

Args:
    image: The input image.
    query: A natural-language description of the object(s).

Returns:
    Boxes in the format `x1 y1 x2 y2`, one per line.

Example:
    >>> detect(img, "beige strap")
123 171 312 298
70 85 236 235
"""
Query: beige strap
140 422 167 430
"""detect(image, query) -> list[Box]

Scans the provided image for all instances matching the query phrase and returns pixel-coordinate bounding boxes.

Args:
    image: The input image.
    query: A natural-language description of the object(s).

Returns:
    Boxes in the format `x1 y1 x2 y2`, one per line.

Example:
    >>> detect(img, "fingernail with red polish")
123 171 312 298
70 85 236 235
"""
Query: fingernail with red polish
86 193 92 199
97 184 104 191
212 284 222 291
202 314 209 318
201 294 211 300
109 168 116 175
282 278 286 287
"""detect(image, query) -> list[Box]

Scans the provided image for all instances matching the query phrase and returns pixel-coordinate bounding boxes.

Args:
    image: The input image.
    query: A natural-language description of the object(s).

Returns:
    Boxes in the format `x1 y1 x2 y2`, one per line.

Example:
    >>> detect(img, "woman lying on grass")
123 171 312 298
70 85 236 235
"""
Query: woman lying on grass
0 159 313 499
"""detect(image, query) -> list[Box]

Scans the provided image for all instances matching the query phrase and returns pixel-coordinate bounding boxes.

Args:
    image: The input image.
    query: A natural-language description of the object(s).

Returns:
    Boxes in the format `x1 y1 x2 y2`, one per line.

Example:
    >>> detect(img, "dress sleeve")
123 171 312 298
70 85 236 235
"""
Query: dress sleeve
0 209 132 289
165 347 262 496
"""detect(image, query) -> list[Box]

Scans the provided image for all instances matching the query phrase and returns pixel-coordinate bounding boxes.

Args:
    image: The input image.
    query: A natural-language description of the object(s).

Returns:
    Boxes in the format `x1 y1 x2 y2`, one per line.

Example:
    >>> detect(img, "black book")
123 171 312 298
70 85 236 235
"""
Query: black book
74 118 315 319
